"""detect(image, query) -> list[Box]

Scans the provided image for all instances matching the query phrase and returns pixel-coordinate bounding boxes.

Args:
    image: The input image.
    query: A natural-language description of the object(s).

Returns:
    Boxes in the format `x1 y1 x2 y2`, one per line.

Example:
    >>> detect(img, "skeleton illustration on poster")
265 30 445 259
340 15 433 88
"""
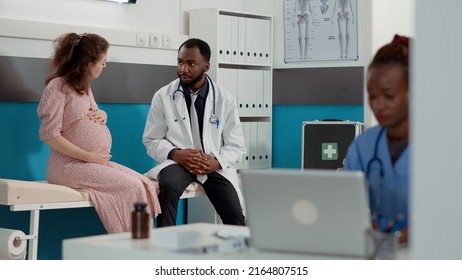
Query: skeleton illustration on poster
284 0 358 62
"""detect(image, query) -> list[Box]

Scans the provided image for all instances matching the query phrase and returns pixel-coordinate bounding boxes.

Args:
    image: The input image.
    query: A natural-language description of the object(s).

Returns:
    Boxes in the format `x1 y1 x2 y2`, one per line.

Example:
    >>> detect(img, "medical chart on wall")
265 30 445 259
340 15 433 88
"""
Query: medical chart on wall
284 0 358 62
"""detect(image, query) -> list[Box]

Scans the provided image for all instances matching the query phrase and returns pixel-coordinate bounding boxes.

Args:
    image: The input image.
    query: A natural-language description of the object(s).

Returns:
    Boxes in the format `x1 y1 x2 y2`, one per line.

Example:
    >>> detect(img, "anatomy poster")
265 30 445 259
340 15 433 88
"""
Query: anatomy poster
284 0 358 62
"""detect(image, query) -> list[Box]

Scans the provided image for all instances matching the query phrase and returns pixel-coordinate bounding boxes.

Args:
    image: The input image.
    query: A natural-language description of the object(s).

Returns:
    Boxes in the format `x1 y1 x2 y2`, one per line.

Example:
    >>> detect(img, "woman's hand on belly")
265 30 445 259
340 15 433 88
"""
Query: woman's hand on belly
85 148 112 165
88 109 107 125
45 135 110 164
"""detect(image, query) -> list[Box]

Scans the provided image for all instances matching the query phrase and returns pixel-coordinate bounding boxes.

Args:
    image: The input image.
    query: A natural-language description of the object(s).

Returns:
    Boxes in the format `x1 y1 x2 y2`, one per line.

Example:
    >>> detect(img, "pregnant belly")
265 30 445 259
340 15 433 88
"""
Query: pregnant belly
62 118 112 152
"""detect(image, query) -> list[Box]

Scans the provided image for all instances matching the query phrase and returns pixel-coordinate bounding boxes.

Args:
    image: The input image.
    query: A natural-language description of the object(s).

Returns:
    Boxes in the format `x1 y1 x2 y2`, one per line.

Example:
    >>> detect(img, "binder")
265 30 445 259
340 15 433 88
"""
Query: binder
237 69 251 115
262 70 272 116
218 68 238 101
245 18 258 64
219 15 232 63
256 121 271 168
248 70 259 116
240 121 252 169
249 121 258 167
231 16 239 62
253 70 265 116
238 17 246 63
262 19 271 65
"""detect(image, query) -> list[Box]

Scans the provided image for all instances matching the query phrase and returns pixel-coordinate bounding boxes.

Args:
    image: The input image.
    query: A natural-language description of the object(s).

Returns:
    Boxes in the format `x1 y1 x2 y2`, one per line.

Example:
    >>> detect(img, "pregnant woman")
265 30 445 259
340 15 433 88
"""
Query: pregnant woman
37 33 161 233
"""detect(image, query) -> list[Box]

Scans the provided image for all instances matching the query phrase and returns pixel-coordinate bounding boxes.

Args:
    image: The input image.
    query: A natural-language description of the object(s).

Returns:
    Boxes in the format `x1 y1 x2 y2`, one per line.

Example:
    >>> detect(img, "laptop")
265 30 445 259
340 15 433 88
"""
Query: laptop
240 168 373 258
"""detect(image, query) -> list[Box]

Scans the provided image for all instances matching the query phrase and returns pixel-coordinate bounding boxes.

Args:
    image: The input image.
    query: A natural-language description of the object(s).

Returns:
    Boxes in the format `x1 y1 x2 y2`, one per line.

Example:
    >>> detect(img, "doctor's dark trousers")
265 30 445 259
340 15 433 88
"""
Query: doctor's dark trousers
156 164 246 227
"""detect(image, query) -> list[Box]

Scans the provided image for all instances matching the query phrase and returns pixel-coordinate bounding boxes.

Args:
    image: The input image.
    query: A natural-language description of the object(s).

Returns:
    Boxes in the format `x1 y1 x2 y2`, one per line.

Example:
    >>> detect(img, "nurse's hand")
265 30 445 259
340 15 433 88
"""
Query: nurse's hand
88 109 107 125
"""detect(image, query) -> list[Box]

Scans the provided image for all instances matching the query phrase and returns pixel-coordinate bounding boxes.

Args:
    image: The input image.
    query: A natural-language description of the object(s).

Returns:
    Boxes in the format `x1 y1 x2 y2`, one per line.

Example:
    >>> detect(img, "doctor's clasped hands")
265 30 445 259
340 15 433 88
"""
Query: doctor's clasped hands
172 148 220 175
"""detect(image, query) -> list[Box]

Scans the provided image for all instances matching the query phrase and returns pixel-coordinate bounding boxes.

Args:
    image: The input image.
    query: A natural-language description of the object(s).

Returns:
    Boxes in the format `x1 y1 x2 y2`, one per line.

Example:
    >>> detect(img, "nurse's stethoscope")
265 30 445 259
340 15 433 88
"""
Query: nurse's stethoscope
366 127 386 188
366 127 405 232
171 74 219 128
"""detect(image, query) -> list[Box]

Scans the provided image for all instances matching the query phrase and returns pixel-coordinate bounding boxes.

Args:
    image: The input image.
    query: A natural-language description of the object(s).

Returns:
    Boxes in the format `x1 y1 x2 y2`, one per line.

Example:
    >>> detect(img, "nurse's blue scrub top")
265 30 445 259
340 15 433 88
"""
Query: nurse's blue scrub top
344 126 410 230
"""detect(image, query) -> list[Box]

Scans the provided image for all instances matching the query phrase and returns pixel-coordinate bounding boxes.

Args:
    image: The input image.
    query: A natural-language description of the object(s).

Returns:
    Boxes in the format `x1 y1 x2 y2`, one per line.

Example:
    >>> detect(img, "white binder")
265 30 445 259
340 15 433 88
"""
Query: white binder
249 121 258 168
263 70 272 116
245 18 258 64
219 15 232 63
240 121 252 169
262 19 272 65
238 17 246 63
256 121 271 168
218 68 238 101
231 16 239 63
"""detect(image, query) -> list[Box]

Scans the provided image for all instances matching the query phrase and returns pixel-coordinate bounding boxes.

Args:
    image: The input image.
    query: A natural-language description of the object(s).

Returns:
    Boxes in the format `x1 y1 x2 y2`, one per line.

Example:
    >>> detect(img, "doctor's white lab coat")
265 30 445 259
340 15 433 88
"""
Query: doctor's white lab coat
143 78 246 205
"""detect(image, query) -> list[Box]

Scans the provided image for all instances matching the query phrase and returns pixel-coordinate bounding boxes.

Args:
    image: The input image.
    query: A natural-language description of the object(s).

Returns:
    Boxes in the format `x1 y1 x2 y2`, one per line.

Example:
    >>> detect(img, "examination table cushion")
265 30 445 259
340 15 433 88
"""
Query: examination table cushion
0 179 89 205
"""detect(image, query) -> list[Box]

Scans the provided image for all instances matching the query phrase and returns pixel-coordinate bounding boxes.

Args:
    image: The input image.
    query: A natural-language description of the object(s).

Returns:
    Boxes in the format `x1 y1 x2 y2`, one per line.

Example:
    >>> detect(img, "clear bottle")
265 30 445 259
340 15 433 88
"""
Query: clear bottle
131 202 150 239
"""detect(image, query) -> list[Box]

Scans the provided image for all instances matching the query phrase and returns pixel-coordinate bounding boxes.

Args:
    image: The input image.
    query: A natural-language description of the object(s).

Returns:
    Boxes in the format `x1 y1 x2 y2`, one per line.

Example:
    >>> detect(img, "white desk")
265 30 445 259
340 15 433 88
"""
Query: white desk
62 223 408 260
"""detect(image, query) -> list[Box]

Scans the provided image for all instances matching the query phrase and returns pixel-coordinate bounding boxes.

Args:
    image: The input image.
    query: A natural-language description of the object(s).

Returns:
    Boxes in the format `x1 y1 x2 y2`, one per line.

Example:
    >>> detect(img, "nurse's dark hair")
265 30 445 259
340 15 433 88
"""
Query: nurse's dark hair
179 38 211 62
369 34 410 70
46 32 109 95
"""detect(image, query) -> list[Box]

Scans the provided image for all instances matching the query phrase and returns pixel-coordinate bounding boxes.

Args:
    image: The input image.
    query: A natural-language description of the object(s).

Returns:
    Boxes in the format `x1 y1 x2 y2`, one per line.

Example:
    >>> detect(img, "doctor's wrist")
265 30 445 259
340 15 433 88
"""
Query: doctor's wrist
168 148 180 160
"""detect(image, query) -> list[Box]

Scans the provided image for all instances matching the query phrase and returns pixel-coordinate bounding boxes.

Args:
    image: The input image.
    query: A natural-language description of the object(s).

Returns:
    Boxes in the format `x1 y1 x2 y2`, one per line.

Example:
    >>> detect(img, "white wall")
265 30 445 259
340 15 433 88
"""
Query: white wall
0 0 186 65
0 0 244 65
412 0 462 259
371 0 415 53
0 0 180 34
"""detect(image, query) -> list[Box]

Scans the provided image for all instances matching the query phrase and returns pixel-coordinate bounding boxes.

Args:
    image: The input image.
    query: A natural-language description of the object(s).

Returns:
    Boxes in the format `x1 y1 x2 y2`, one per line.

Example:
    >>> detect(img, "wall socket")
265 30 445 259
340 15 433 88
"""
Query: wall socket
149 33 162 48
162 34 172 49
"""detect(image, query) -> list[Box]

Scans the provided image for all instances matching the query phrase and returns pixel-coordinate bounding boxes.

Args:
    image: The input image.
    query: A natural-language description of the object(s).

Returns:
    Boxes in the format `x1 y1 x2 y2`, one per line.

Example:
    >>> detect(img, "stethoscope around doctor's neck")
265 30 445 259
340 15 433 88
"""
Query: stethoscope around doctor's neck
171 74 219 128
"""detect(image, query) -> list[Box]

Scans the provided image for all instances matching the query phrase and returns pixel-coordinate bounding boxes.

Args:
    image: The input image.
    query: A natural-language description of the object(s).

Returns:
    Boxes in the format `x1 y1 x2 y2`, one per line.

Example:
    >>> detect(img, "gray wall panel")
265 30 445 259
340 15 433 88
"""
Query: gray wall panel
0 56 176 103
0 56 47 102
273 67 364 105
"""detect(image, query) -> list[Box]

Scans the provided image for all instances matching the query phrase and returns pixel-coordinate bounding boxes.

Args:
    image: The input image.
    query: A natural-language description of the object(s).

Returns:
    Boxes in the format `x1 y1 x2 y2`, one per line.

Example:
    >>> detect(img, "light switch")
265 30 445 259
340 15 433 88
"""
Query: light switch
136 32 148 46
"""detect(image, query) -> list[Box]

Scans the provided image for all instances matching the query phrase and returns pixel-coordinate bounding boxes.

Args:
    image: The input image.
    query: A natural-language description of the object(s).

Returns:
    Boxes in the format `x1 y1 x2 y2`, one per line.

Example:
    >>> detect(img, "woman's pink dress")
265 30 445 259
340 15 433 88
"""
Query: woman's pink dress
37 77 161 233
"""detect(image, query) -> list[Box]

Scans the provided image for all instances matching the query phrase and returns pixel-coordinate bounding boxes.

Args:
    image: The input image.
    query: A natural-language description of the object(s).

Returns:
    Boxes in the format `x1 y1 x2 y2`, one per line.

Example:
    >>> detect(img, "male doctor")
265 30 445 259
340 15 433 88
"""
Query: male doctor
143 38 246 227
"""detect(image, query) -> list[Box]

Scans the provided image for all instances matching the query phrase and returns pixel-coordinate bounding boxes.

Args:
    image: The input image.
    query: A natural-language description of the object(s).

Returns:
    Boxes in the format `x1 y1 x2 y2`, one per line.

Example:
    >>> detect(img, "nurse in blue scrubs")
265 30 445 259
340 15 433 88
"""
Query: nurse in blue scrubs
344 35 410 242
